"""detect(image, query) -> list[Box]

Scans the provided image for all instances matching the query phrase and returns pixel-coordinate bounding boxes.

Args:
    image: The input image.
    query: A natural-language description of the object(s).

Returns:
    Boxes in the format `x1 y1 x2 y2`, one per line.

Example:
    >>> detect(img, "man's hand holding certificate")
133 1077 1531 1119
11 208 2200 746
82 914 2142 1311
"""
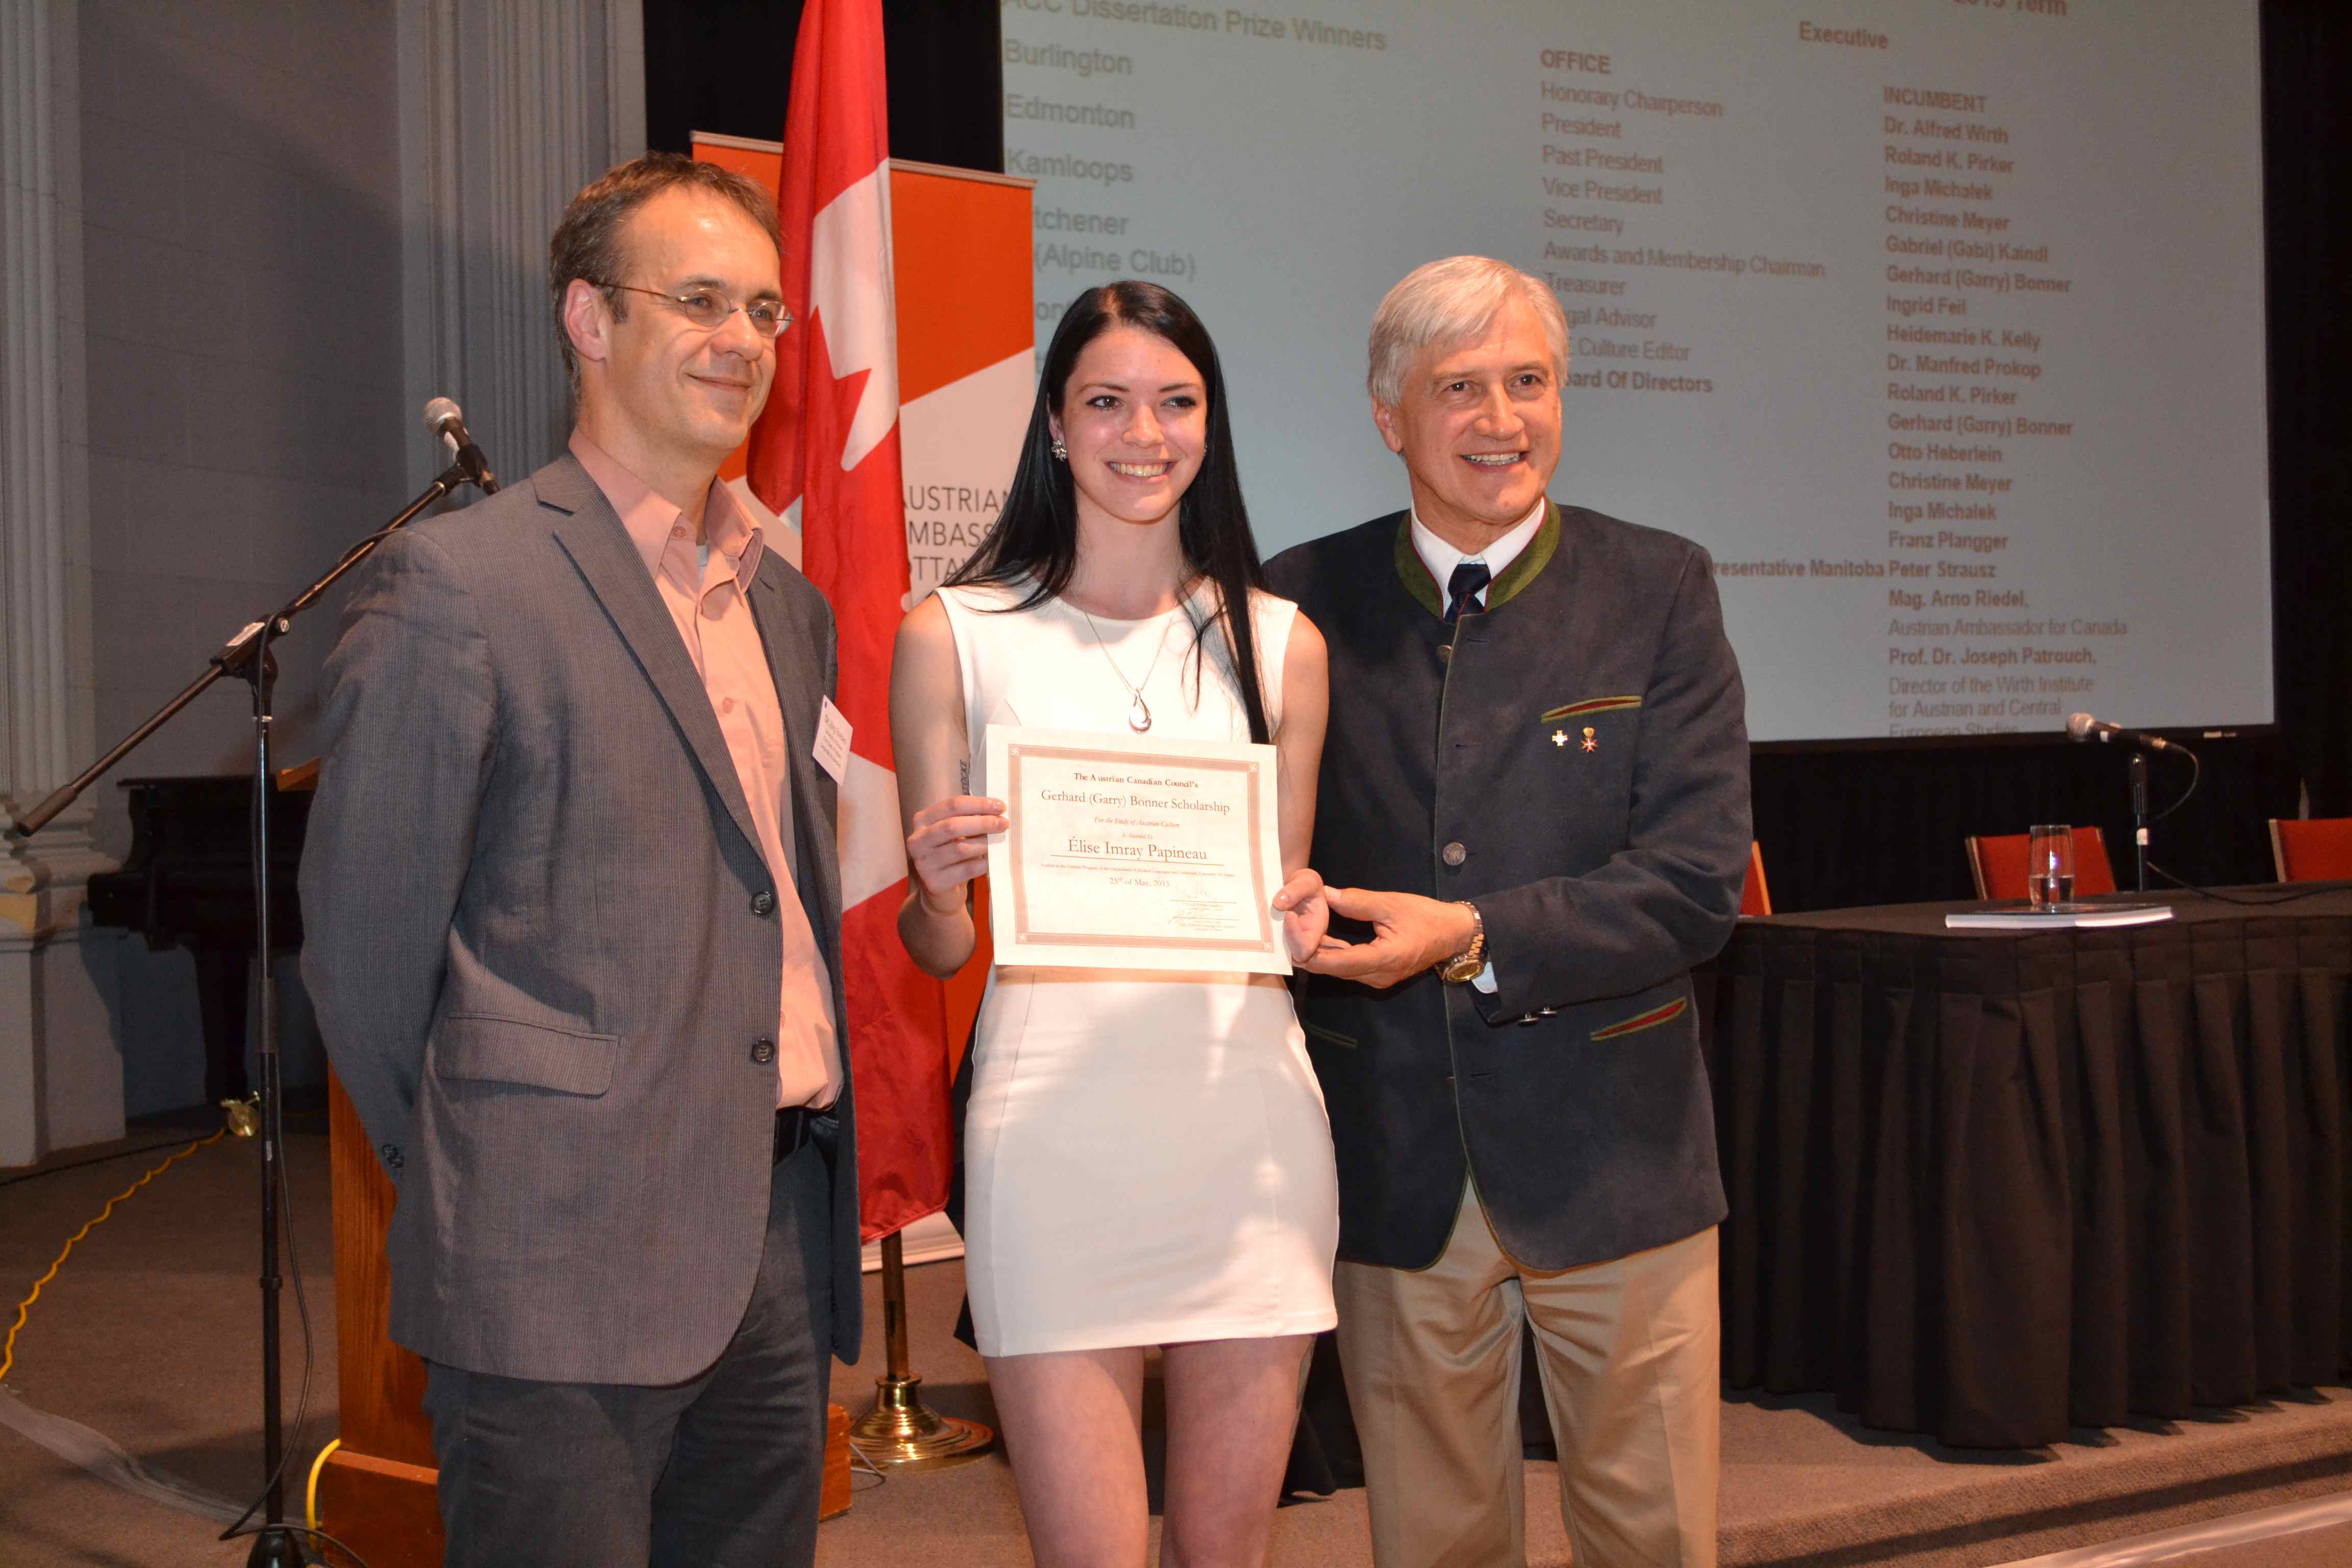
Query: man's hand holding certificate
985 725 1294 973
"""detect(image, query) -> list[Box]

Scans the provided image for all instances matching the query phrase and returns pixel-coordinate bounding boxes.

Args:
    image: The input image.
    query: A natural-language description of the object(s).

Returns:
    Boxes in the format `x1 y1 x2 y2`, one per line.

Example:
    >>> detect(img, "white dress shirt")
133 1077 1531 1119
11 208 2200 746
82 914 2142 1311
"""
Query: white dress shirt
1409 495 1547 618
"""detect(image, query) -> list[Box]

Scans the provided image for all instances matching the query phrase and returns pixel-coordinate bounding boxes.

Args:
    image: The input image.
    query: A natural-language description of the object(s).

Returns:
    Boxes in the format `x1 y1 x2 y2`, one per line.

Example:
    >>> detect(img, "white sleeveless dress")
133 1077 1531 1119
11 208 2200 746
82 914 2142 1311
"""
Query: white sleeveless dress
937 580 1340 1357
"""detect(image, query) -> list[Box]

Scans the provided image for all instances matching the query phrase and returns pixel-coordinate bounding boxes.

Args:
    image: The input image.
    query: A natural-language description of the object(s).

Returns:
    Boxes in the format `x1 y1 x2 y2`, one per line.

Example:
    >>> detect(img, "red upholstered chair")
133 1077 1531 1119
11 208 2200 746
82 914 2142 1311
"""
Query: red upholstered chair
1738 841 1772 917
2270 818 2352 881
1963 826 2118 900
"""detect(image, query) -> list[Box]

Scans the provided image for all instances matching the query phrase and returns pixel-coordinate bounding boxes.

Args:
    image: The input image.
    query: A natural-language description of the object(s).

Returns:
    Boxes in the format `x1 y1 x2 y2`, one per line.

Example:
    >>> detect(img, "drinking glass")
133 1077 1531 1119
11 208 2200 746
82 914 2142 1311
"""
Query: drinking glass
2027 824 2075 911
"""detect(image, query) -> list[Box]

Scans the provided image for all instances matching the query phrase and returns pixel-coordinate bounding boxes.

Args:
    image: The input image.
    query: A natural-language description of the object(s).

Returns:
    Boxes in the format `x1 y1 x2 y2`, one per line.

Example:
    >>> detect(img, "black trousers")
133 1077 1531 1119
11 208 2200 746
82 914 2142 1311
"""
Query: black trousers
423 1139 835 1568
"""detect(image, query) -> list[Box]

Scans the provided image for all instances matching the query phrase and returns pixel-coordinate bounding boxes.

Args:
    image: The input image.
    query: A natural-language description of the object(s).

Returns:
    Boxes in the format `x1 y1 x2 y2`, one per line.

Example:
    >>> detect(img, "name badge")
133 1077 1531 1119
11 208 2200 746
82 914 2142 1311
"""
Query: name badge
814 697 852 785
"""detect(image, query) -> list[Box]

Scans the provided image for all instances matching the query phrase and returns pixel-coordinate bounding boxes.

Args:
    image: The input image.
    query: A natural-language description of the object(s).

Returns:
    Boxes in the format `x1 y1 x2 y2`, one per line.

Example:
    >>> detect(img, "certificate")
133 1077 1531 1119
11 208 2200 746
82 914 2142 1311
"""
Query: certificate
984 725 1289 974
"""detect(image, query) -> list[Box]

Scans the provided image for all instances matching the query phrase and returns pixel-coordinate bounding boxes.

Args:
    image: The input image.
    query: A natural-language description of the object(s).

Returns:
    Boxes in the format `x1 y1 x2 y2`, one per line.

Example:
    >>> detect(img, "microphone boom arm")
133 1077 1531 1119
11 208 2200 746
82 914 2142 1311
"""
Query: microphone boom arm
8 453 485 838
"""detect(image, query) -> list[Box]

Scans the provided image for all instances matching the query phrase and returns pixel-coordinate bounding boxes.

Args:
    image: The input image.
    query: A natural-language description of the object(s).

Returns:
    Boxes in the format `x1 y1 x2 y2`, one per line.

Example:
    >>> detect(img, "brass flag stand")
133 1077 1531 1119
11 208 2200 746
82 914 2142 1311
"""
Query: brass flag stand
846 1230 994 1470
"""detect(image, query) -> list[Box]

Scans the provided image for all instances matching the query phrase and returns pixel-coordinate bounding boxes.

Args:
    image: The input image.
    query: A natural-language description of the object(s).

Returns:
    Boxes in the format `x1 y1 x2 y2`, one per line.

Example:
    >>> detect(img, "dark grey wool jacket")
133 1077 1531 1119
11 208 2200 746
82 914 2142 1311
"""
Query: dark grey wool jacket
1266 500 1750 1272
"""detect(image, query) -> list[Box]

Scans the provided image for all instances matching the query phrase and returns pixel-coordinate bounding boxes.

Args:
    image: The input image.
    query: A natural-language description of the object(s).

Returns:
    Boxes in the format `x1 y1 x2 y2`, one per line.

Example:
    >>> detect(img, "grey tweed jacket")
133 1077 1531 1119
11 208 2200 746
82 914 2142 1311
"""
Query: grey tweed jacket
300 454 861 1384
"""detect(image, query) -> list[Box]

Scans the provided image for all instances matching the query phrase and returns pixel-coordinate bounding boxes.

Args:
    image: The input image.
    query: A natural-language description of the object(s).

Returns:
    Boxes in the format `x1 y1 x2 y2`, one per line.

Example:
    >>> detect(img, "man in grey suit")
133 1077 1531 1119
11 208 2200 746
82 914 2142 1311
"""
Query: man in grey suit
301 154 857 1567
1266 256 1749 1567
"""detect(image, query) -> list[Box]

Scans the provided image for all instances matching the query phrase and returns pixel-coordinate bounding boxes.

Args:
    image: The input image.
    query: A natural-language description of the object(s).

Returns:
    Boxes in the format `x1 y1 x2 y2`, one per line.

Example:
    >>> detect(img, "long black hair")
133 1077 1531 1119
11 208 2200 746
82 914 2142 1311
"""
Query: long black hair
944 281 1275 746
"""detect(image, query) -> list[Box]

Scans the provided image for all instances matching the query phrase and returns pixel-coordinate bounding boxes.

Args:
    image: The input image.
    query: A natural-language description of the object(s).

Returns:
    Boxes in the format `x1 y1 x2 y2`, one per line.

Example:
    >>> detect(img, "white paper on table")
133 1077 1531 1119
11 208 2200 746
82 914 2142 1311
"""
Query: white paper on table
983 724 1289 974
1944 903 2175 930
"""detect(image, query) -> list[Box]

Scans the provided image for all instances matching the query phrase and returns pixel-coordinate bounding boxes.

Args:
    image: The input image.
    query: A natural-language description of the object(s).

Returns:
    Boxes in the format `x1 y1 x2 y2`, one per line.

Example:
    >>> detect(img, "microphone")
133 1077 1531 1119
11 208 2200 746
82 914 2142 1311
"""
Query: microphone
422 398 499 494
2067 712 2180 752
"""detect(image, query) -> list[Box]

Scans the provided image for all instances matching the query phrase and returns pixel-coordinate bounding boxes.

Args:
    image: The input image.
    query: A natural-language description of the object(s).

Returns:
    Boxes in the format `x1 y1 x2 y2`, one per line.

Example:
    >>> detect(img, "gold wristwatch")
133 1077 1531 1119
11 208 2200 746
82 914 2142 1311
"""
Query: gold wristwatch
1439 901 1486 984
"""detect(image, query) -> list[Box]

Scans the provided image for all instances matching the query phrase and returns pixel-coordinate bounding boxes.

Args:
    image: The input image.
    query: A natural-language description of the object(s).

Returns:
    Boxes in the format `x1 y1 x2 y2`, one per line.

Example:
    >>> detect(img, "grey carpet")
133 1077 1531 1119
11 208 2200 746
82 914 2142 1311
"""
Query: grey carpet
1 1128 340 1566
1720 1390 2352 1567
2193 1522 2352 1567
1982 1492 2352 1567
7 1125 2352 1567
0 1388 243 1524
2096 1519 2352 1567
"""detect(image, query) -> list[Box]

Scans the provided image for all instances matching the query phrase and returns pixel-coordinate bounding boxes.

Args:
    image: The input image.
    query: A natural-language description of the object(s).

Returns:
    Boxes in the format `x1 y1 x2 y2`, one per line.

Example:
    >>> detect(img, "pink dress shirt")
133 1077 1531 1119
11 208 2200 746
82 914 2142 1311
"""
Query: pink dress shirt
570 432 842 1110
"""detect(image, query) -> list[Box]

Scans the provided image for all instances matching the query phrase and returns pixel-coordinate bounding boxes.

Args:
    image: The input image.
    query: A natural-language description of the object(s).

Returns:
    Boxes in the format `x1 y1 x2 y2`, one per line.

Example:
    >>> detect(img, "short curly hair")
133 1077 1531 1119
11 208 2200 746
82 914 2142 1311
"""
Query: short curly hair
548 152 780 397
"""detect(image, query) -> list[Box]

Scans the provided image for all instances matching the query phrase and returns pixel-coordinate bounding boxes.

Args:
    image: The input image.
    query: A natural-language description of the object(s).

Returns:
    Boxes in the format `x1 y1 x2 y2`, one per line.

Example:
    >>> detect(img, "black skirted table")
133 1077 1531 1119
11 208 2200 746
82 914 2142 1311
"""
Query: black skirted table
1701 885 2352 1448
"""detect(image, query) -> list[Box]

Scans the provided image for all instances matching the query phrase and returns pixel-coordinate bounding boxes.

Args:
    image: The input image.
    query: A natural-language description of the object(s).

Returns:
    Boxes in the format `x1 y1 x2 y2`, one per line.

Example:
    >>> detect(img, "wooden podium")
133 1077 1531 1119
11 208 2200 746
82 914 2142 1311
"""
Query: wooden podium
317 1077 851 1565
316 1076 445 1567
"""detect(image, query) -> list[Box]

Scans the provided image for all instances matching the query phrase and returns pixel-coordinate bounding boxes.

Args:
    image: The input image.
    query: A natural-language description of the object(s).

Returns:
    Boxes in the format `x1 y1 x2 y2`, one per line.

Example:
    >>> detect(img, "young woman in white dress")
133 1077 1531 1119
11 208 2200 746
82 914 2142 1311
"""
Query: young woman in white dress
890 281 1339 1568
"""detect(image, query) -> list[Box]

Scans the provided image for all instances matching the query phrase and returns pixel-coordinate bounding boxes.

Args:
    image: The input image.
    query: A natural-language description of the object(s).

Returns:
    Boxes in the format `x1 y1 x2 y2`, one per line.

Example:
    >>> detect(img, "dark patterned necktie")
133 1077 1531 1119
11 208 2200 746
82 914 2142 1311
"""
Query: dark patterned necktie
1444 560 1492 625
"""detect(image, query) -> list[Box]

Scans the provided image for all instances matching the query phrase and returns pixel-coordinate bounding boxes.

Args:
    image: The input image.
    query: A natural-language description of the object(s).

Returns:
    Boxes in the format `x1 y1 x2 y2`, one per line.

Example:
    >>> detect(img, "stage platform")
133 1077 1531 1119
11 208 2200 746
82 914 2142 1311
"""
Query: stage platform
4 1126 2350 1566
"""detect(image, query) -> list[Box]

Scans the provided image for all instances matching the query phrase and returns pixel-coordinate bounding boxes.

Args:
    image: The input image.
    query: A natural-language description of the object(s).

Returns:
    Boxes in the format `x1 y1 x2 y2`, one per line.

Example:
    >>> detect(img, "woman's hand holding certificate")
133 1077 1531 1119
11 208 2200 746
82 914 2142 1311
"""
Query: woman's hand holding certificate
985 725 1296 973
905 793 1007 915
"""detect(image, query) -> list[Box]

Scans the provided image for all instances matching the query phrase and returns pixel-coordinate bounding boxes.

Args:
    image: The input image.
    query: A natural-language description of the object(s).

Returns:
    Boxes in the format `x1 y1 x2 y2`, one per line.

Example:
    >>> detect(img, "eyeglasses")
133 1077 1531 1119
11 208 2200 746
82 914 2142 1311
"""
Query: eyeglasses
594 281 791 338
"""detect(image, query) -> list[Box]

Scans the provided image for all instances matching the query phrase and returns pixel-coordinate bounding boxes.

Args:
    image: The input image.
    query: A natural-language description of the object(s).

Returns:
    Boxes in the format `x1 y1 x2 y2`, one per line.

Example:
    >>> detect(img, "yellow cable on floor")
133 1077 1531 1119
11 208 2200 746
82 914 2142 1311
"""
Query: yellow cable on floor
0 1128 228 1384
306 1437 342 1532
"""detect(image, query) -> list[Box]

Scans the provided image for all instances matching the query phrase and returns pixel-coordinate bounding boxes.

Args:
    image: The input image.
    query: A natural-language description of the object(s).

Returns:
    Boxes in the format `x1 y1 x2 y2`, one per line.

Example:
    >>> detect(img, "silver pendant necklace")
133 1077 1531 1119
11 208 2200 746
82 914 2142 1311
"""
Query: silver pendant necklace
1079 604 1177 732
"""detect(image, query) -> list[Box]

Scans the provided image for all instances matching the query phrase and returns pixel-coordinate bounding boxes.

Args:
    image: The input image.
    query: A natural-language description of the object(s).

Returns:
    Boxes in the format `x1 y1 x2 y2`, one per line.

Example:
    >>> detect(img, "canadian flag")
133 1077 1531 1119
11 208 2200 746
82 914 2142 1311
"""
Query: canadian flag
749 0 951 1242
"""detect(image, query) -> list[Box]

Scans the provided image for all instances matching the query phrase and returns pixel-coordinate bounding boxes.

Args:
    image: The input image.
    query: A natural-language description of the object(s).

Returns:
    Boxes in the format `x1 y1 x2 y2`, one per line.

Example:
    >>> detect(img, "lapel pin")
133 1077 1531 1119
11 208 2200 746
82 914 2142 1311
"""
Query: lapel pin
1582 727 1598 753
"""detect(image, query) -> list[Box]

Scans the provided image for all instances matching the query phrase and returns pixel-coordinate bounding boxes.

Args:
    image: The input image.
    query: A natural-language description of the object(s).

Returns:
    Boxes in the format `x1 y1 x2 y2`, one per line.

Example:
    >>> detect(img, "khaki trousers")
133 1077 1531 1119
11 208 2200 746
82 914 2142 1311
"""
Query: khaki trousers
1332 1181 1720 1568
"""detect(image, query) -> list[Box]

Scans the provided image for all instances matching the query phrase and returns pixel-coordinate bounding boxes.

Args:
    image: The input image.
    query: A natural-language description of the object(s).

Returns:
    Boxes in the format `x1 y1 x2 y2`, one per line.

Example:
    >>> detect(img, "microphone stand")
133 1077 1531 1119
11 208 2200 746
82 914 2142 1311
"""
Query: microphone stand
10 450 495 1568
2129 751 2150 894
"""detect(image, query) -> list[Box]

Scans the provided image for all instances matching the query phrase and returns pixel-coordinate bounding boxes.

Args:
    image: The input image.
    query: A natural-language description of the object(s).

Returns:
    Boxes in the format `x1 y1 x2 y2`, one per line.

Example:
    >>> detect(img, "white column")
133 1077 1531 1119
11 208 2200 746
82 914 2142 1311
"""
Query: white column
397 0 649 491
1 0 122 1165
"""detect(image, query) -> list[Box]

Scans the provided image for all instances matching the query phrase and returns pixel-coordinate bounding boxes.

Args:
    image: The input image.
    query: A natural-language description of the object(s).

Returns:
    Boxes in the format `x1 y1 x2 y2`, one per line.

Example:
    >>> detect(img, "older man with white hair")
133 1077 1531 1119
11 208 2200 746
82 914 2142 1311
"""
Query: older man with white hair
1266 256 1750 1568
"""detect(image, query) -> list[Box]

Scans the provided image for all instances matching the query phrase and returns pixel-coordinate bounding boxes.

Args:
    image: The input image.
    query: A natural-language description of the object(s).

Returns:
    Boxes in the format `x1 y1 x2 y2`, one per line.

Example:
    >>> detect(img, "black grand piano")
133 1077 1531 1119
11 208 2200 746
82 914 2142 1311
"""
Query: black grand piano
86 770 314 1105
